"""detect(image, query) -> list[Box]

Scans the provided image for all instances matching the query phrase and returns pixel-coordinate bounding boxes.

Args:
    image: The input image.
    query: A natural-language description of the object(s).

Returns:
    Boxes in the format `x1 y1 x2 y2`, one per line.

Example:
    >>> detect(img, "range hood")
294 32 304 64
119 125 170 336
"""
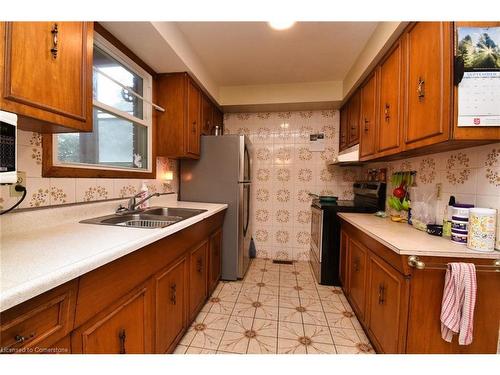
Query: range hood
330 144 363 166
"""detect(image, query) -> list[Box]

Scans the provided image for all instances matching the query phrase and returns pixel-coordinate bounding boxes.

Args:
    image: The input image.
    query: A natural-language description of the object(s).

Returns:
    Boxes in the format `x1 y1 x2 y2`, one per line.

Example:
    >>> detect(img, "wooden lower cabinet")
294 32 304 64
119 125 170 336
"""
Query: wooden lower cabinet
339 229 349 289
208 229 222 295
71 280 154 354
1 211 226 354
155 256 188 353
347 239 368 319
340 219 499 354
366 254 409 353
0 280 78 354
189 241 209 320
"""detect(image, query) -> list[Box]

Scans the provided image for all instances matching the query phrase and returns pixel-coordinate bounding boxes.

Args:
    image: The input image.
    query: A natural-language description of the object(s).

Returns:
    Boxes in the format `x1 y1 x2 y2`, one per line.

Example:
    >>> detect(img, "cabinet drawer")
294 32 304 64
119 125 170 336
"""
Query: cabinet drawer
0 280 77 354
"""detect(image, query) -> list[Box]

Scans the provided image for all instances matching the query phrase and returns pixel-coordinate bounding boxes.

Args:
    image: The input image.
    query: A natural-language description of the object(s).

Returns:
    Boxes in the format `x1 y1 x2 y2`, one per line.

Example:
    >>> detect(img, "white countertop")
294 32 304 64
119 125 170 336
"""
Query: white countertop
0 197 227 312
338 213 500 260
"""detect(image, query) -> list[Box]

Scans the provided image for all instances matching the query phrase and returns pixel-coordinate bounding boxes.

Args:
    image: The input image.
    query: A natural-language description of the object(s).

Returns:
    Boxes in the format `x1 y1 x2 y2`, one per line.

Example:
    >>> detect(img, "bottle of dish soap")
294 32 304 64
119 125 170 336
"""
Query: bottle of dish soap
137 182 149 210
442 195 455 238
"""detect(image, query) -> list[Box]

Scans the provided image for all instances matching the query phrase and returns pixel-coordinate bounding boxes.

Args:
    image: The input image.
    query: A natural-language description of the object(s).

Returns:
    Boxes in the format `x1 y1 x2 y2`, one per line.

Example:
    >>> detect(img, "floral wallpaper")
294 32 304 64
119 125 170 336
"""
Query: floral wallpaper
366 142 500 248
224 110 361 262
0 130 179 211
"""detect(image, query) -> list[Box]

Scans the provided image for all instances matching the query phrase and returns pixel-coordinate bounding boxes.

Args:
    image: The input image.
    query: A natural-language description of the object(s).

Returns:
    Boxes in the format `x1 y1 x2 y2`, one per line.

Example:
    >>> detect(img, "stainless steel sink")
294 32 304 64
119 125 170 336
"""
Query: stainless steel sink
80 207 207 229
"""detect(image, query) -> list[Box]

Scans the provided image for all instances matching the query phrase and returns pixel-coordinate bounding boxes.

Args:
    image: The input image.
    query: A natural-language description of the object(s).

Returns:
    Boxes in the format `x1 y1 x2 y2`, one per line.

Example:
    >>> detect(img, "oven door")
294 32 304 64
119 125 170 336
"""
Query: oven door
310 206 323 262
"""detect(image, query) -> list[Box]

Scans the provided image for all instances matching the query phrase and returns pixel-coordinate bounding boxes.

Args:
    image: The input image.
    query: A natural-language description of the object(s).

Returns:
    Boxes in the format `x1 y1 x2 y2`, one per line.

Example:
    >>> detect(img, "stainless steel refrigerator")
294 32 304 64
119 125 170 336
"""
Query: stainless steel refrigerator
180 135 253 280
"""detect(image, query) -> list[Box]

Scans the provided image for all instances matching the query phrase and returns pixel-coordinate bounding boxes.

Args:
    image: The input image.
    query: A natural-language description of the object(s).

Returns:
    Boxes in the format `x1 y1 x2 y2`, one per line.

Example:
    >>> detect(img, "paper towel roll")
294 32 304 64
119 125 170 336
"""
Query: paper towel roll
467 208 497 252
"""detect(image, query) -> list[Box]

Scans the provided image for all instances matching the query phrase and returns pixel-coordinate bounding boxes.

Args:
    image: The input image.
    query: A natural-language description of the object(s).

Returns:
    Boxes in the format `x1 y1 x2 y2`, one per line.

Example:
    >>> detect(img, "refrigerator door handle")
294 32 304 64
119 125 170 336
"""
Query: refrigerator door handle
243 184 250 236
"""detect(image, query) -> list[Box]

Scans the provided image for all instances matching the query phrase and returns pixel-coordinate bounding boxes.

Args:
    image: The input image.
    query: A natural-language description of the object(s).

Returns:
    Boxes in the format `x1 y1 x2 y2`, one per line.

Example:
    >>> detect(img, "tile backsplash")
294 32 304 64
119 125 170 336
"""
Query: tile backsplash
224 110 361 261
0 130 179 211
366 143 500 218
225 110 500 261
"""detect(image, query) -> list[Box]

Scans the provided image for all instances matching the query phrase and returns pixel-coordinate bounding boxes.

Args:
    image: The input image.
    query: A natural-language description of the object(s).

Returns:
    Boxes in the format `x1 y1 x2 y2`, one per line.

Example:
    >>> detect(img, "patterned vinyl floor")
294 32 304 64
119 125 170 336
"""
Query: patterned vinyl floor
174 258 375 354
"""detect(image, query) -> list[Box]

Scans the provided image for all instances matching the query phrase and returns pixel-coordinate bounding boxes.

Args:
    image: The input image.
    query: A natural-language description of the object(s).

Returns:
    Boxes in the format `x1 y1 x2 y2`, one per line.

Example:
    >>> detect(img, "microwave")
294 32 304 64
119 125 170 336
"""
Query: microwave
0 110 17 184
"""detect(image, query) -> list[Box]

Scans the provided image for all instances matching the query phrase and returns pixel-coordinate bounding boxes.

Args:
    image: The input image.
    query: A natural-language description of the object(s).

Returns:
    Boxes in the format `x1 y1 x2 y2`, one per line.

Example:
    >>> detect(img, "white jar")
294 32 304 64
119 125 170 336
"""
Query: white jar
467 208 497 252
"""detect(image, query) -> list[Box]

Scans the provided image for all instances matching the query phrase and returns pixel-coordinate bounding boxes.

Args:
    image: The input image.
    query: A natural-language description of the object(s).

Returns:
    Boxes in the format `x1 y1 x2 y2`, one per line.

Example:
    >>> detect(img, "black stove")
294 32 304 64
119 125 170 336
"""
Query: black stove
309 182 386 286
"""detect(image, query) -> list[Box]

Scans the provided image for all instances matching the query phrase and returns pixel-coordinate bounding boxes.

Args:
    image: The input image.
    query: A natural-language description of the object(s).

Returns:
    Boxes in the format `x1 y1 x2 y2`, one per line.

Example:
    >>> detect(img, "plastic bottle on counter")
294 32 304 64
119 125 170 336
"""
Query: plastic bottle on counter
138 182 149 209
442 195 455 238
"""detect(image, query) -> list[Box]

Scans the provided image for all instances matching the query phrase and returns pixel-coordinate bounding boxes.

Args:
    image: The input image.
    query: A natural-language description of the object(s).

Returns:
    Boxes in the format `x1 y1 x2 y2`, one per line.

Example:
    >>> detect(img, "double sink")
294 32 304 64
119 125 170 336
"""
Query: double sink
80 207 208 229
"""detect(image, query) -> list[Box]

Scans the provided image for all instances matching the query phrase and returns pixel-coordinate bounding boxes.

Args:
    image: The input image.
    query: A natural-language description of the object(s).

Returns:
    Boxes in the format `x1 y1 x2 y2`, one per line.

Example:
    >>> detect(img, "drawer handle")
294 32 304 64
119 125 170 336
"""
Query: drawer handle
417 77 425 101
118 329 126 354
384 103 390 122
5 332 36 350
196 258 203 273
50 23 58 59
378 283 385 305
170 282 177 305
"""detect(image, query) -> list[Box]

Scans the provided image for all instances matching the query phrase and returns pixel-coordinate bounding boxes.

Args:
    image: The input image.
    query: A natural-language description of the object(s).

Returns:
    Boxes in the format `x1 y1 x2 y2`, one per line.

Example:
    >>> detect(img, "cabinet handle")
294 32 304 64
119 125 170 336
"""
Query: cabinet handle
170 282 177 305
417 77 425 101
353 259 359 272
364 118 369 132
384 103 390 122
118 329 126 354
378 283 385 305
4 332 36 350
50 23 58 59
192 121 197 133
196 258 203 273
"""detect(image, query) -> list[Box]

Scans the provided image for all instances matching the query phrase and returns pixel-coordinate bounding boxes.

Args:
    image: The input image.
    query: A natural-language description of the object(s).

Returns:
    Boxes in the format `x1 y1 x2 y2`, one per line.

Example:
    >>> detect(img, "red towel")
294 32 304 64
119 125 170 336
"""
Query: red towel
440 263 477 345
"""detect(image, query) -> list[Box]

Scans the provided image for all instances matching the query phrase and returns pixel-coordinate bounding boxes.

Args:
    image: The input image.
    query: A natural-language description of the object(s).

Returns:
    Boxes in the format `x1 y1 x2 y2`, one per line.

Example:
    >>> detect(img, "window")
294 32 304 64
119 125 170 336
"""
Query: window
53 33 153 173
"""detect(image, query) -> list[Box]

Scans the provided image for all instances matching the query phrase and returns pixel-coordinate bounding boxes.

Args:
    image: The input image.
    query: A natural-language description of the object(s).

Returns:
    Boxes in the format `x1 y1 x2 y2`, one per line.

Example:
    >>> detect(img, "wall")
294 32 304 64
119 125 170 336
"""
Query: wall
224 110 361 261
0 130 179 211
366 142 500 246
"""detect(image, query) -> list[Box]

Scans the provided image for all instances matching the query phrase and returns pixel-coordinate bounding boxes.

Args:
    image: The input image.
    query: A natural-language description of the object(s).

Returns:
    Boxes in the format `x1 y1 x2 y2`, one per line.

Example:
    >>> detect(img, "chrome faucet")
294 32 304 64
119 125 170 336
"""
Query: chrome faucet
116 191 175 214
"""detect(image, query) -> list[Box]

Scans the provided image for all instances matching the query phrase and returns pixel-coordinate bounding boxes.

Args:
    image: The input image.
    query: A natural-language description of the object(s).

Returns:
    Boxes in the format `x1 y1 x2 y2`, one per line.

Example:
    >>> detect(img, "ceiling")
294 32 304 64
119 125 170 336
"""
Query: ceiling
175 22 379 86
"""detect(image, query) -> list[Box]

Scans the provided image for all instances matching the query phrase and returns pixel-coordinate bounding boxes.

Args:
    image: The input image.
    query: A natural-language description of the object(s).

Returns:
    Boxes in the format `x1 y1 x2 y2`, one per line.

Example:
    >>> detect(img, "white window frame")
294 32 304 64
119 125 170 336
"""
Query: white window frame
52 32 153 173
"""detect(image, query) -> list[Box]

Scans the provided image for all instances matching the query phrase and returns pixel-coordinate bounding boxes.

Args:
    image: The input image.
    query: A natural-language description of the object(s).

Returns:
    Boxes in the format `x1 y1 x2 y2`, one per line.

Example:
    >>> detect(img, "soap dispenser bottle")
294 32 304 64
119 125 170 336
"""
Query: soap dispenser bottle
138 182 149 210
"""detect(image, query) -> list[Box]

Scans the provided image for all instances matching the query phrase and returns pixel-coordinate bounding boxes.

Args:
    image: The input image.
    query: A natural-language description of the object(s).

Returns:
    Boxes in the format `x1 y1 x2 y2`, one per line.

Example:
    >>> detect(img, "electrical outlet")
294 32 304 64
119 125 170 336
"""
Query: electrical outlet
436 182 442 200
9 171 26 197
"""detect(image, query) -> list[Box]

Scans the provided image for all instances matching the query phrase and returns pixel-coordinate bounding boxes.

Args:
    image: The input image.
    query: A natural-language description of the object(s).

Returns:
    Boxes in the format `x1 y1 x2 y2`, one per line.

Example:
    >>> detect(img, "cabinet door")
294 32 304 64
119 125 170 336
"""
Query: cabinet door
212 106 223 135
404 22 452 149
339 229 349 291
71 281 153 354
366 255 407 353
348 239 368 319
359 73 377 159
189 241 208 320
0 22 93 133
186 79 201 157
339 105 349 151
377 40 403 156
208 229 222 295
347 89 361 146
155 257 187 353
201 95 212 135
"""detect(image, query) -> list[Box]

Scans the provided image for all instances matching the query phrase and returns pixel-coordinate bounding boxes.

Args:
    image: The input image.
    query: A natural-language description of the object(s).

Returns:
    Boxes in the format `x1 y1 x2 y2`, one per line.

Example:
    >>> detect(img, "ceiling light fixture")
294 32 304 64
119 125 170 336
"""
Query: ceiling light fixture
268 20 296 30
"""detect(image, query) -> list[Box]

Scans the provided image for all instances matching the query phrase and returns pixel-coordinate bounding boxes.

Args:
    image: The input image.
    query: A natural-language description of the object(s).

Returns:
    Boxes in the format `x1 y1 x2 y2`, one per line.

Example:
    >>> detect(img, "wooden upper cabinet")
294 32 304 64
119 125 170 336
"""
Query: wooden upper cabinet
377 40 404 157
0 22 93 133
339 105 349 151
212 107 224 135
71 280 153 354
347 89 361 146
156 73 201 159
187 79 201 156
201 95 213 135
359 73 377 159
403 22 452 149
366 254 408 353
155 256 187 353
